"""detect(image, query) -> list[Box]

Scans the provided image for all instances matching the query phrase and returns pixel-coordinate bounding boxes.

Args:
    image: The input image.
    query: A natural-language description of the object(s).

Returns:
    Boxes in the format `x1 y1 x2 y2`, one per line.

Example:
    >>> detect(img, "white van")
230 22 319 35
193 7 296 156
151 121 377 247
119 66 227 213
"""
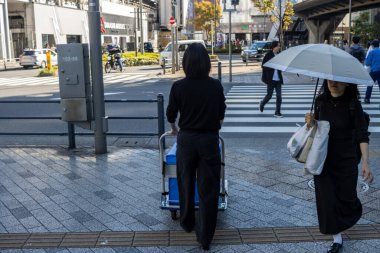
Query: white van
159 39 206 67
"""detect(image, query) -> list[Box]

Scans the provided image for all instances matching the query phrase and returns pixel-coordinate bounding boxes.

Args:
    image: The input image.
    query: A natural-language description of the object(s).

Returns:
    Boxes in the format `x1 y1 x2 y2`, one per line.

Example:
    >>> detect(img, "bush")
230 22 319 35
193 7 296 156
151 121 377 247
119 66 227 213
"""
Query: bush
209 54 219 61
103 52 160 66
38 66 58 77
211 45 242 54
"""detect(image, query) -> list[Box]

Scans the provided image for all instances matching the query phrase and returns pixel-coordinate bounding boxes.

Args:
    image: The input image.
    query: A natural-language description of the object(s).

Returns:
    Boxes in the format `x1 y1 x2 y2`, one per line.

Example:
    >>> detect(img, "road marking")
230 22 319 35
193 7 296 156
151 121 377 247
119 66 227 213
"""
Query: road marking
221 84 380 134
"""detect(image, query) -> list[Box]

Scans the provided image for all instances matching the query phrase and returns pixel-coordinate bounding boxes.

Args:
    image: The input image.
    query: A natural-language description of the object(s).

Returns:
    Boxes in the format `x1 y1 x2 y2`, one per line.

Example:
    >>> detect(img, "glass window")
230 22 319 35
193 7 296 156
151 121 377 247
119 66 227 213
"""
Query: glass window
67 35 81 43
42 34 56 48
165 43 172 52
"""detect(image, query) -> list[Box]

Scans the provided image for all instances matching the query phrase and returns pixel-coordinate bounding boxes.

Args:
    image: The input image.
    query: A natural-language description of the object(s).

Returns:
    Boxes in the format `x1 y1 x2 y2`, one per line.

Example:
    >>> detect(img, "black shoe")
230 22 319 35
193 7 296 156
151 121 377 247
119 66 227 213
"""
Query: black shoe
180 223 194 233
196 237 210 251
201 244 210 251
364 99 370 104
274 112 283 118
259 102 264 112
327 242 343 253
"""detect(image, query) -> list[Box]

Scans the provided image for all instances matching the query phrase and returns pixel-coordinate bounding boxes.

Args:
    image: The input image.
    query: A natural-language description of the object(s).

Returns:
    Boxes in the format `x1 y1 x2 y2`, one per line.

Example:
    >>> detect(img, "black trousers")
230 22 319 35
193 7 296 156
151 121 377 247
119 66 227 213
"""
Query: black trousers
262 81 282 114
176 131 221 246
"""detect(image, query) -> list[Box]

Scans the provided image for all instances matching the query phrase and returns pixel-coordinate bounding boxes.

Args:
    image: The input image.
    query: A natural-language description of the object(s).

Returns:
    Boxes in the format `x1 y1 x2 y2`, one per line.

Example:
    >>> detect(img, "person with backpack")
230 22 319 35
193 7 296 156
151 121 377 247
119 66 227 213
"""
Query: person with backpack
364 39 380 104
349 36 366 63
305 79 373 253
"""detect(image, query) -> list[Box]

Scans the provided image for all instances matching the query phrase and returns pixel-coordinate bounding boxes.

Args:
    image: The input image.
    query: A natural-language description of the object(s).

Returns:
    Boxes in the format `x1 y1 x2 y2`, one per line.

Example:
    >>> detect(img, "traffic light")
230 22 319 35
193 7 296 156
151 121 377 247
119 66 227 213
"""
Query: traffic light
231 0 239 5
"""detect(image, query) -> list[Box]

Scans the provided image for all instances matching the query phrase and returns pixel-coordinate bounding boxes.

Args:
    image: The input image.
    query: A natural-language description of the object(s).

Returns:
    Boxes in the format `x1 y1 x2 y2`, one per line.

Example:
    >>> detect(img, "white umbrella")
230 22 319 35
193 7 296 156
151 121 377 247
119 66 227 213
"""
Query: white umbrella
264 44 374 86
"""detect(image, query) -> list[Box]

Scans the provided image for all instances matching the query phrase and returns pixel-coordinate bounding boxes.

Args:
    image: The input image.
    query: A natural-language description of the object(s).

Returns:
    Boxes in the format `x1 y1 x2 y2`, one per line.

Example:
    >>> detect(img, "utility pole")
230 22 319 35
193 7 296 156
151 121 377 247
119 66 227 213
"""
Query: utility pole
139 0 144 55
88 0 107 154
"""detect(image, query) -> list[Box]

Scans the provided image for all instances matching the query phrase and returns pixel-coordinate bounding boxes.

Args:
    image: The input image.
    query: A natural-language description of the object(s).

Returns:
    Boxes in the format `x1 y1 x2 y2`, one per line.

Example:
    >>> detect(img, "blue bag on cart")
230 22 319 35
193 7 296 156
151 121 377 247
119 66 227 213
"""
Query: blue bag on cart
165 143 200 205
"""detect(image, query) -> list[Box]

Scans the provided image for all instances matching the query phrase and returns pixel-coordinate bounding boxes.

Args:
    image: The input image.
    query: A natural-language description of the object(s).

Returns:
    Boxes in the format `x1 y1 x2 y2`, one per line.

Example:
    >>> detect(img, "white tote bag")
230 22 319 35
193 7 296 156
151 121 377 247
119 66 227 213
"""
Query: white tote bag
287 123 316 162
304 120 330 175
287 120 330 175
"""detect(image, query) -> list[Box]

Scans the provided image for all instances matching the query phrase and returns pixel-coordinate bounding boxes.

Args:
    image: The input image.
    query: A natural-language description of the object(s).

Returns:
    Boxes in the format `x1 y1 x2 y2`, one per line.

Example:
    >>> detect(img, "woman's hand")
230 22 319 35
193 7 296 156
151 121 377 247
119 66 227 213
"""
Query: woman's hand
166 123 178 136
305 112 315 128
361 162 374 183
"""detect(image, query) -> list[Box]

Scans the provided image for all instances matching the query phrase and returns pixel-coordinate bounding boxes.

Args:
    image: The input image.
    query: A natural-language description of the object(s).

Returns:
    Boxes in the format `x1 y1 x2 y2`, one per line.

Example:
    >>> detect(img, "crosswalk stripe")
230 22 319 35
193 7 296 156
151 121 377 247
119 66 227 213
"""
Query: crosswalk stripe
0 73 157 87
221 84 380 134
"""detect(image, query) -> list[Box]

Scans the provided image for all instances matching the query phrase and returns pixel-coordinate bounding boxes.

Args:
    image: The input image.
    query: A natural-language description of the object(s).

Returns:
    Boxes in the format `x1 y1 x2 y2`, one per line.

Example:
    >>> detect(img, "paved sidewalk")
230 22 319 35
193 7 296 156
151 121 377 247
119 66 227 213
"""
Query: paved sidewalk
0 136 380 252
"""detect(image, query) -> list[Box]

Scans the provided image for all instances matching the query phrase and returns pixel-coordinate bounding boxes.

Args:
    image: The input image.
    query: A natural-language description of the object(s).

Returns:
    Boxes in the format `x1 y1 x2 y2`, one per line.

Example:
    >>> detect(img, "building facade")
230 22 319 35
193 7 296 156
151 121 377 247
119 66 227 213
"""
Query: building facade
0 0 156 59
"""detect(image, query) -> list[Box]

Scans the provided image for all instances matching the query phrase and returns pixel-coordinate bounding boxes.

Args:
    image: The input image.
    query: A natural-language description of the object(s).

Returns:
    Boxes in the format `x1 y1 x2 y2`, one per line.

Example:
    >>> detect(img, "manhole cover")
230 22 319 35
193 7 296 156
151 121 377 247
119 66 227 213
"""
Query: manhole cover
308 178 369 193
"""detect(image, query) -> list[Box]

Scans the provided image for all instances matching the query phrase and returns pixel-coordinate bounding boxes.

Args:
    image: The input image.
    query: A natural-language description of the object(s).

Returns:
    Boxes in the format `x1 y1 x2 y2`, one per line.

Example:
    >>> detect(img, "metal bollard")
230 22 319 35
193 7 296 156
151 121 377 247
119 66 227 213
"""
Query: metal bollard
67 122 76 149
246 53 248 66
157 93 165 149
218 62 222 82
163 58 166 75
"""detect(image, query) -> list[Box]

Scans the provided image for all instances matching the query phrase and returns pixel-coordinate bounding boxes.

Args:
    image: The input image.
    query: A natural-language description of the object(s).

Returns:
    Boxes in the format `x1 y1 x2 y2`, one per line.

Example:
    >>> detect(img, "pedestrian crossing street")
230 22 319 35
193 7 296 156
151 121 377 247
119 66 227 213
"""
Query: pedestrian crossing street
220 84 380 134
0 72 158 87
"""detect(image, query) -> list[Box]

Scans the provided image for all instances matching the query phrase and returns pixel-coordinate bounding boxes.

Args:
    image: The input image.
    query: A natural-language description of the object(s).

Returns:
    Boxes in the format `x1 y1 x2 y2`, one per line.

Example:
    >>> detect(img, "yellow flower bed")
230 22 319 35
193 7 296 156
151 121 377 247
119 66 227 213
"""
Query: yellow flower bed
102 52 160 66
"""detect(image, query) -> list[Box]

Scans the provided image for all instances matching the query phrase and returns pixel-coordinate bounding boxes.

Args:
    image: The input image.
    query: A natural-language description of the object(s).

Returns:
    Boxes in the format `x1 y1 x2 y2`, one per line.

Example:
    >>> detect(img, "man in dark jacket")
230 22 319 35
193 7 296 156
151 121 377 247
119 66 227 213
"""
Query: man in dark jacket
260 41 284 118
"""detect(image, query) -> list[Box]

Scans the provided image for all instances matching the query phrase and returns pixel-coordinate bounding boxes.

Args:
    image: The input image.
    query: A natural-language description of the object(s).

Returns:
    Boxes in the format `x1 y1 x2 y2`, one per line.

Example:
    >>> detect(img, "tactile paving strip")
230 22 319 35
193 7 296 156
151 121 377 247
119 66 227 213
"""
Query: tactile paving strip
1 224 380 249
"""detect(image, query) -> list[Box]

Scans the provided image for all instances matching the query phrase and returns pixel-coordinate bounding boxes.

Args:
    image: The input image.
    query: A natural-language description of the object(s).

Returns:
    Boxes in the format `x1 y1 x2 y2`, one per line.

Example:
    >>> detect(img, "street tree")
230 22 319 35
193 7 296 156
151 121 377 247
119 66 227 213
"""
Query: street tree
252 0 295 48
352 11 380 47
192 1 222 41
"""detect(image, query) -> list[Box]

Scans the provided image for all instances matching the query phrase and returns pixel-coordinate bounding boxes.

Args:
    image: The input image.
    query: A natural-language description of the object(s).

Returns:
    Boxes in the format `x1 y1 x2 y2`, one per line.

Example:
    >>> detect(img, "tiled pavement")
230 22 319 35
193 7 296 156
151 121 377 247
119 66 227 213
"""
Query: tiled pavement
0 135 380 252
1 65 380 252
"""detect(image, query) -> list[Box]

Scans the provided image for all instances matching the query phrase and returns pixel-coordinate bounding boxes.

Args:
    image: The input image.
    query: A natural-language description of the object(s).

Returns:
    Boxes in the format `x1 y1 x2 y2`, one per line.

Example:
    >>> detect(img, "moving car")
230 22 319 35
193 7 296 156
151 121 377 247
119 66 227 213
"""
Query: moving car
19 49 58 69
159 39 205 67
241 41 272 62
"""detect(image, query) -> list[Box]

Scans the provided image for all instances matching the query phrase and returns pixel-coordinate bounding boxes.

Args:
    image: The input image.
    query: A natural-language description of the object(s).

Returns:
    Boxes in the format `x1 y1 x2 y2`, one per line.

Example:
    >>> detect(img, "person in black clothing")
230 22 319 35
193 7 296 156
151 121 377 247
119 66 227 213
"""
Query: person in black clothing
166 43 226 251
305 80 373 253
260 41 284 118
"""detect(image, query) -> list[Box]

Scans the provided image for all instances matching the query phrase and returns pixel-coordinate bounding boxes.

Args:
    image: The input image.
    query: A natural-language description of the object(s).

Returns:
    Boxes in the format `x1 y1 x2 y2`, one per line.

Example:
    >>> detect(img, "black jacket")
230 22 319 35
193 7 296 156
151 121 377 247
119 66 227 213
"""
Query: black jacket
261 50 283 85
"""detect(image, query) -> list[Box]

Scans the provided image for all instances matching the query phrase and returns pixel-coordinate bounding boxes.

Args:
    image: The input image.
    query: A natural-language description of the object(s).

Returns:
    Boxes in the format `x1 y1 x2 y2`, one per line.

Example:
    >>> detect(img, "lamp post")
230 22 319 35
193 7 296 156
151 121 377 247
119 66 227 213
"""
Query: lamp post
139 0 144 55
223 0 239 83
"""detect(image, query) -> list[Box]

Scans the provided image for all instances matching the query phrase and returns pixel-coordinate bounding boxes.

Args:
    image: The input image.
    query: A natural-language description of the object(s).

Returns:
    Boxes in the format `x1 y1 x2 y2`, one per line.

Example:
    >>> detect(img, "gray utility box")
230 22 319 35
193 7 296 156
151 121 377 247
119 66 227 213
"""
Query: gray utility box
58 43 92 122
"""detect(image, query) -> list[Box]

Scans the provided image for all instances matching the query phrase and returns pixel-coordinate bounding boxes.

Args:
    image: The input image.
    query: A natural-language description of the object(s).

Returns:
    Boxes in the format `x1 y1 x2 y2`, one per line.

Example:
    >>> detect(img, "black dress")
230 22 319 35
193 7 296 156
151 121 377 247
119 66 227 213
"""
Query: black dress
314 93 369 235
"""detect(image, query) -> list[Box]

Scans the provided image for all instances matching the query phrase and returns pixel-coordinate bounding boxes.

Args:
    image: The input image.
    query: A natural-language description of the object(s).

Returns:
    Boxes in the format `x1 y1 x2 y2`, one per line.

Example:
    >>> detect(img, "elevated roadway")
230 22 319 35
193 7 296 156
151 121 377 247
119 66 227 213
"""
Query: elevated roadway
294 0 380 43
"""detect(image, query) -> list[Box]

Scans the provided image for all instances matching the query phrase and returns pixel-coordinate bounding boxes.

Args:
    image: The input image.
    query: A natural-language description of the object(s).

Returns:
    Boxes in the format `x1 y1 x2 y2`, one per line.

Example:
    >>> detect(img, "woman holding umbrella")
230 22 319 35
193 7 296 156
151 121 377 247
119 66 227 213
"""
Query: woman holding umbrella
263 44 376 253
305 80 374 253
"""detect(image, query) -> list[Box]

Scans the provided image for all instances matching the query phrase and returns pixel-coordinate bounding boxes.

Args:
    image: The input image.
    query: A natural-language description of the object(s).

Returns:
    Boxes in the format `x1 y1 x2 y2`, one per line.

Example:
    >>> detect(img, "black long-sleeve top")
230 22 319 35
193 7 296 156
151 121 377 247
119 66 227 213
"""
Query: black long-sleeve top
315 93 369 166
166 77 226 132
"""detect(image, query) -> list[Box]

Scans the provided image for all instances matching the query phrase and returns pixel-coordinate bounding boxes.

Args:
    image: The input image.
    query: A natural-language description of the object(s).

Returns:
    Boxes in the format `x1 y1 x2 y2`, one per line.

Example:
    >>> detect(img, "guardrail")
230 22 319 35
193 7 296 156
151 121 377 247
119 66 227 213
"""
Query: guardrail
0 94 165 148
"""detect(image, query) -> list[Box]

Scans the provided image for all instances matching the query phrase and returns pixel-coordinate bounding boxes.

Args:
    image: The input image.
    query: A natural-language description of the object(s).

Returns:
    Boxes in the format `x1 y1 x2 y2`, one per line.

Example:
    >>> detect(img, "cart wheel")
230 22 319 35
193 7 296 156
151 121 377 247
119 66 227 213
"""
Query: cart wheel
170 210 178 220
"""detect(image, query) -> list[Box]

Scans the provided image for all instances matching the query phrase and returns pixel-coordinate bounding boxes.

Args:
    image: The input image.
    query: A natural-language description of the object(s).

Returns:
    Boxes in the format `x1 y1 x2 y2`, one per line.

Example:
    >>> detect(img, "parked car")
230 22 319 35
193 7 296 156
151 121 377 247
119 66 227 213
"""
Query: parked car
19 49 58 69
159 39 206 67
241 41 272 62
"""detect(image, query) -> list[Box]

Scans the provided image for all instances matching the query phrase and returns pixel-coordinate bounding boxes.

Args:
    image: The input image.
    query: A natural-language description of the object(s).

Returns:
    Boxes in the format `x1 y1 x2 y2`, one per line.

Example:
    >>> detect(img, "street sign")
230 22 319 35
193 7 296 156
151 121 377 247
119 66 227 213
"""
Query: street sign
169 17 176 25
